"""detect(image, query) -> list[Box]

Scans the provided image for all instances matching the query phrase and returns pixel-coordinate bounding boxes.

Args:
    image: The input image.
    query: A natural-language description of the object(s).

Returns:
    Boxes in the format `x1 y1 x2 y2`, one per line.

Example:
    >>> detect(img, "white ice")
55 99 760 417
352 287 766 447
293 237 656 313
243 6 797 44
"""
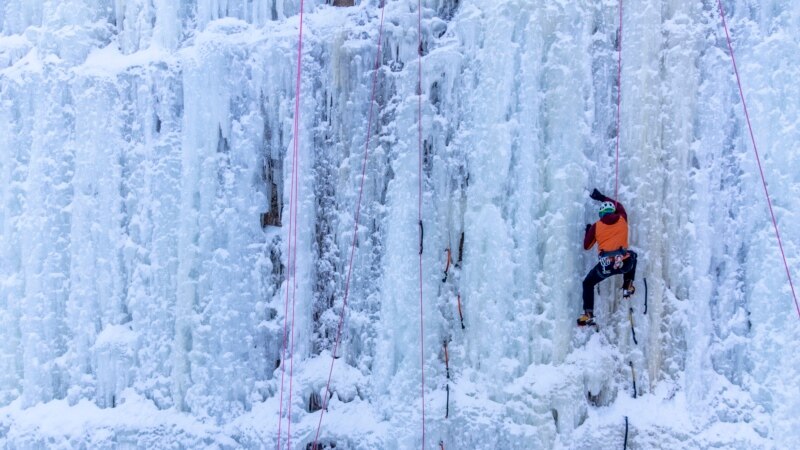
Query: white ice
1 0 799 448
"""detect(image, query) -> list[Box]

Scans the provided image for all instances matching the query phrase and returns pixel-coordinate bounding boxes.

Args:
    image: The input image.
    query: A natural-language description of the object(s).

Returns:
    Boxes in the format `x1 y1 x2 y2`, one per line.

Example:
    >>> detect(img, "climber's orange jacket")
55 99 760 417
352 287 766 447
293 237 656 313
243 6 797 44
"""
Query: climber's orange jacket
584 201 628 254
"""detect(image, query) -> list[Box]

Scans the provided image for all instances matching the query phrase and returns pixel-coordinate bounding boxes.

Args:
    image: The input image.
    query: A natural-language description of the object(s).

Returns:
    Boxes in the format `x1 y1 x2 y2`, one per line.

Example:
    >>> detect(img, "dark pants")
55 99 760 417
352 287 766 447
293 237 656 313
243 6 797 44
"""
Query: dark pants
582 250 637 311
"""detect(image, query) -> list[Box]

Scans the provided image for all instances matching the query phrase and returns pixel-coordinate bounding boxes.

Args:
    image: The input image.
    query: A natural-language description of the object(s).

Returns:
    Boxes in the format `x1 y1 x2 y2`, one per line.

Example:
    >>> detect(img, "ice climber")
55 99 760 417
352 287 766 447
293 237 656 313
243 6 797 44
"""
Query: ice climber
577 188 638 326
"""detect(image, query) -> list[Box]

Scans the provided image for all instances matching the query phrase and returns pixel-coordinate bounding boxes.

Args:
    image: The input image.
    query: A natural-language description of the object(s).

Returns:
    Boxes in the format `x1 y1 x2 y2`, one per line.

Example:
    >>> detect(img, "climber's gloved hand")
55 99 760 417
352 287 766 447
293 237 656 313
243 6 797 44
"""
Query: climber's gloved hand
590 188 605 201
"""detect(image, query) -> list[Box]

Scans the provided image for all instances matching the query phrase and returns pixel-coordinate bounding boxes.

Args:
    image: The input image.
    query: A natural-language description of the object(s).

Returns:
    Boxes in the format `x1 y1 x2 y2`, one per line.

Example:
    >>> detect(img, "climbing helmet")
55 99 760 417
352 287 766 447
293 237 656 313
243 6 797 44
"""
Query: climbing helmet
598 201 616 218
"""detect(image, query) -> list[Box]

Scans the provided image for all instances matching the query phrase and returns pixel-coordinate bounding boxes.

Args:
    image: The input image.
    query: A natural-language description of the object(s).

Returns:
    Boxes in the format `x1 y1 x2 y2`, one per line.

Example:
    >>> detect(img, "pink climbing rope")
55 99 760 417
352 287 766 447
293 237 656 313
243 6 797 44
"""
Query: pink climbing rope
716 0 800 319
417 0 427 448
286 21 303 446
311 4 387 449
275 148 295 449
278 2 305 449
614 0 623 200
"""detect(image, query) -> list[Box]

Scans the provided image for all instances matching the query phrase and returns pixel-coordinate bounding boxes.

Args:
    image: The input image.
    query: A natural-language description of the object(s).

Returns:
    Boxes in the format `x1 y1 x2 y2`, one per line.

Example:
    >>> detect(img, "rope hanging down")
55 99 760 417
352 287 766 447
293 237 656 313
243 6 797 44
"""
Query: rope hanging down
643 278 648 314
442 248 451 282
286 52 303 450
614 0 624 200
444 341 450 419
629 361 637 398
716 0 800 319
456 294 465 330
624 416 629 449
286 142 300 445
417 0 427 446
628 306 638 345
311 4 387 449
276 1 305 448
276 164 294 446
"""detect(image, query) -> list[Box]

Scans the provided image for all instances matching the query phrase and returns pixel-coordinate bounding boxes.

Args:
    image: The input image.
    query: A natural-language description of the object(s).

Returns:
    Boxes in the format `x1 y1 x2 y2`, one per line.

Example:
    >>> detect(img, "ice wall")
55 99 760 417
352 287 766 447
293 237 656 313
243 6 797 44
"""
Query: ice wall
1 0 799 448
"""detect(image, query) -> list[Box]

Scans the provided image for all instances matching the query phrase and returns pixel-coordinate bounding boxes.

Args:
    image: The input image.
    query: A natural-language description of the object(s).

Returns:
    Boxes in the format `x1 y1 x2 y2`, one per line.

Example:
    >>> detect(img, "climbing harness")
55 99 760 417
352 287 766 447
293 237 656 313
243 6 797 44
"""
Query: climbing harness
599 248 627 275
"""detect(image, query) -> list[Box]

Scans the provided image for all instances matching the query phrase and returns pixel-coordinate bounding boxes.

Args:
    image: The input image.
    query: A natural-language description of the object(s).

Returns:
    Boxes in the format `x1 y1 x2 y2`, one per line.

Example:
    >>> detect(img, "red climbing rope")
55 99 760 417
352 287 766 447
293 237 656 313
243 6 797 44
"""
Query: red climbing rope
716 0 800 319
614 0 623 200
276 193 293 450
311 4 387 449
286 25 304 447
277 2 305 449
276 162 295 449
417 0 427 447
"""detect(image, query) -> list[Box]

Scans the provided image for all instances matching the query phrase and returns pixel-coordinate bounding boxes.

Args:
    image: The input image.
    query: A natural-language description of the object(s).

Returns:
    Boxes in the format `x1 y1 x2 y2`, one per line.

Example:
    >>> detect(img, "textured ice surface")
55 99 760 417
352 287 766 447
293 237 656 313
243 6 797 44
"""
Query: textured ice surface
0 0 798 448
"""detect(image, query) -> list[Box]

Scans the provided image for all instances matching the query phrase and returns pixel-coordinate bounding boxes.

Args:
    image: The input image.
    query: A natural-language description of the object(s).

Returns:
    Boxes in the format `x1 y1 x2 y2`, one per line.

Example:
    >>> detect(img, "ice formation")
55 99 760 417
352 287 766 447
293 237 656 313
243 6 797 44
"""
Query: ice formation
0 0 799 448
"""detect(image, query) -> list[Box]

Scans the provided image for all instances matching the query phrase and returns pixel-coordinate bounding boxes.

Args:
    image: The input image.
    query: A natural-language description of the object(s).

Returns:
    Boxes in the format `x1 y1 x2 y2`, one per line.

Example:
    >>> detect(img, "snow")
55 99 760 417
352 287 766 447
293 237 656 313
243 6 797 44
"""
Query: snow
1 0 799 449
0 390 239 448
79 44 173 77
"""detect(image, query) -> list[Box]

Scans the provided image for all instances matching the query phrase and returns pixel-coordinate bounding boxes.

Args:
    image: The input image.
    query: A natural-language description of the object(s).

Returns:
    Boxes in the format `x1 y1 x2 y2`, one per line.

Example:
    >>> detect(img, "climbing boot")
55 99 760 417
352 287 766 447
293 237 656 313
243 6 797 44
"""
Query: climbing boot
623 280 635 298
577 311 595 327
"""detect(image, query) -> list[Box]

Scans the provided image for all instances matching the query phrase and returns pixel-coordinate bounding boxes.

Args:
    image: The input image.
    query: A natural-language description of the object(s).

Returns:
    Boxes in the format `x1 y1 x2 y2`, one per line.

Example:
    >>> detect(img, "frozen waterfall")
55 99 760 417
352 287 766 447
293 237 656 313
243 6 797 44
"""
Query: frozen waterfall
1 0 799 448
